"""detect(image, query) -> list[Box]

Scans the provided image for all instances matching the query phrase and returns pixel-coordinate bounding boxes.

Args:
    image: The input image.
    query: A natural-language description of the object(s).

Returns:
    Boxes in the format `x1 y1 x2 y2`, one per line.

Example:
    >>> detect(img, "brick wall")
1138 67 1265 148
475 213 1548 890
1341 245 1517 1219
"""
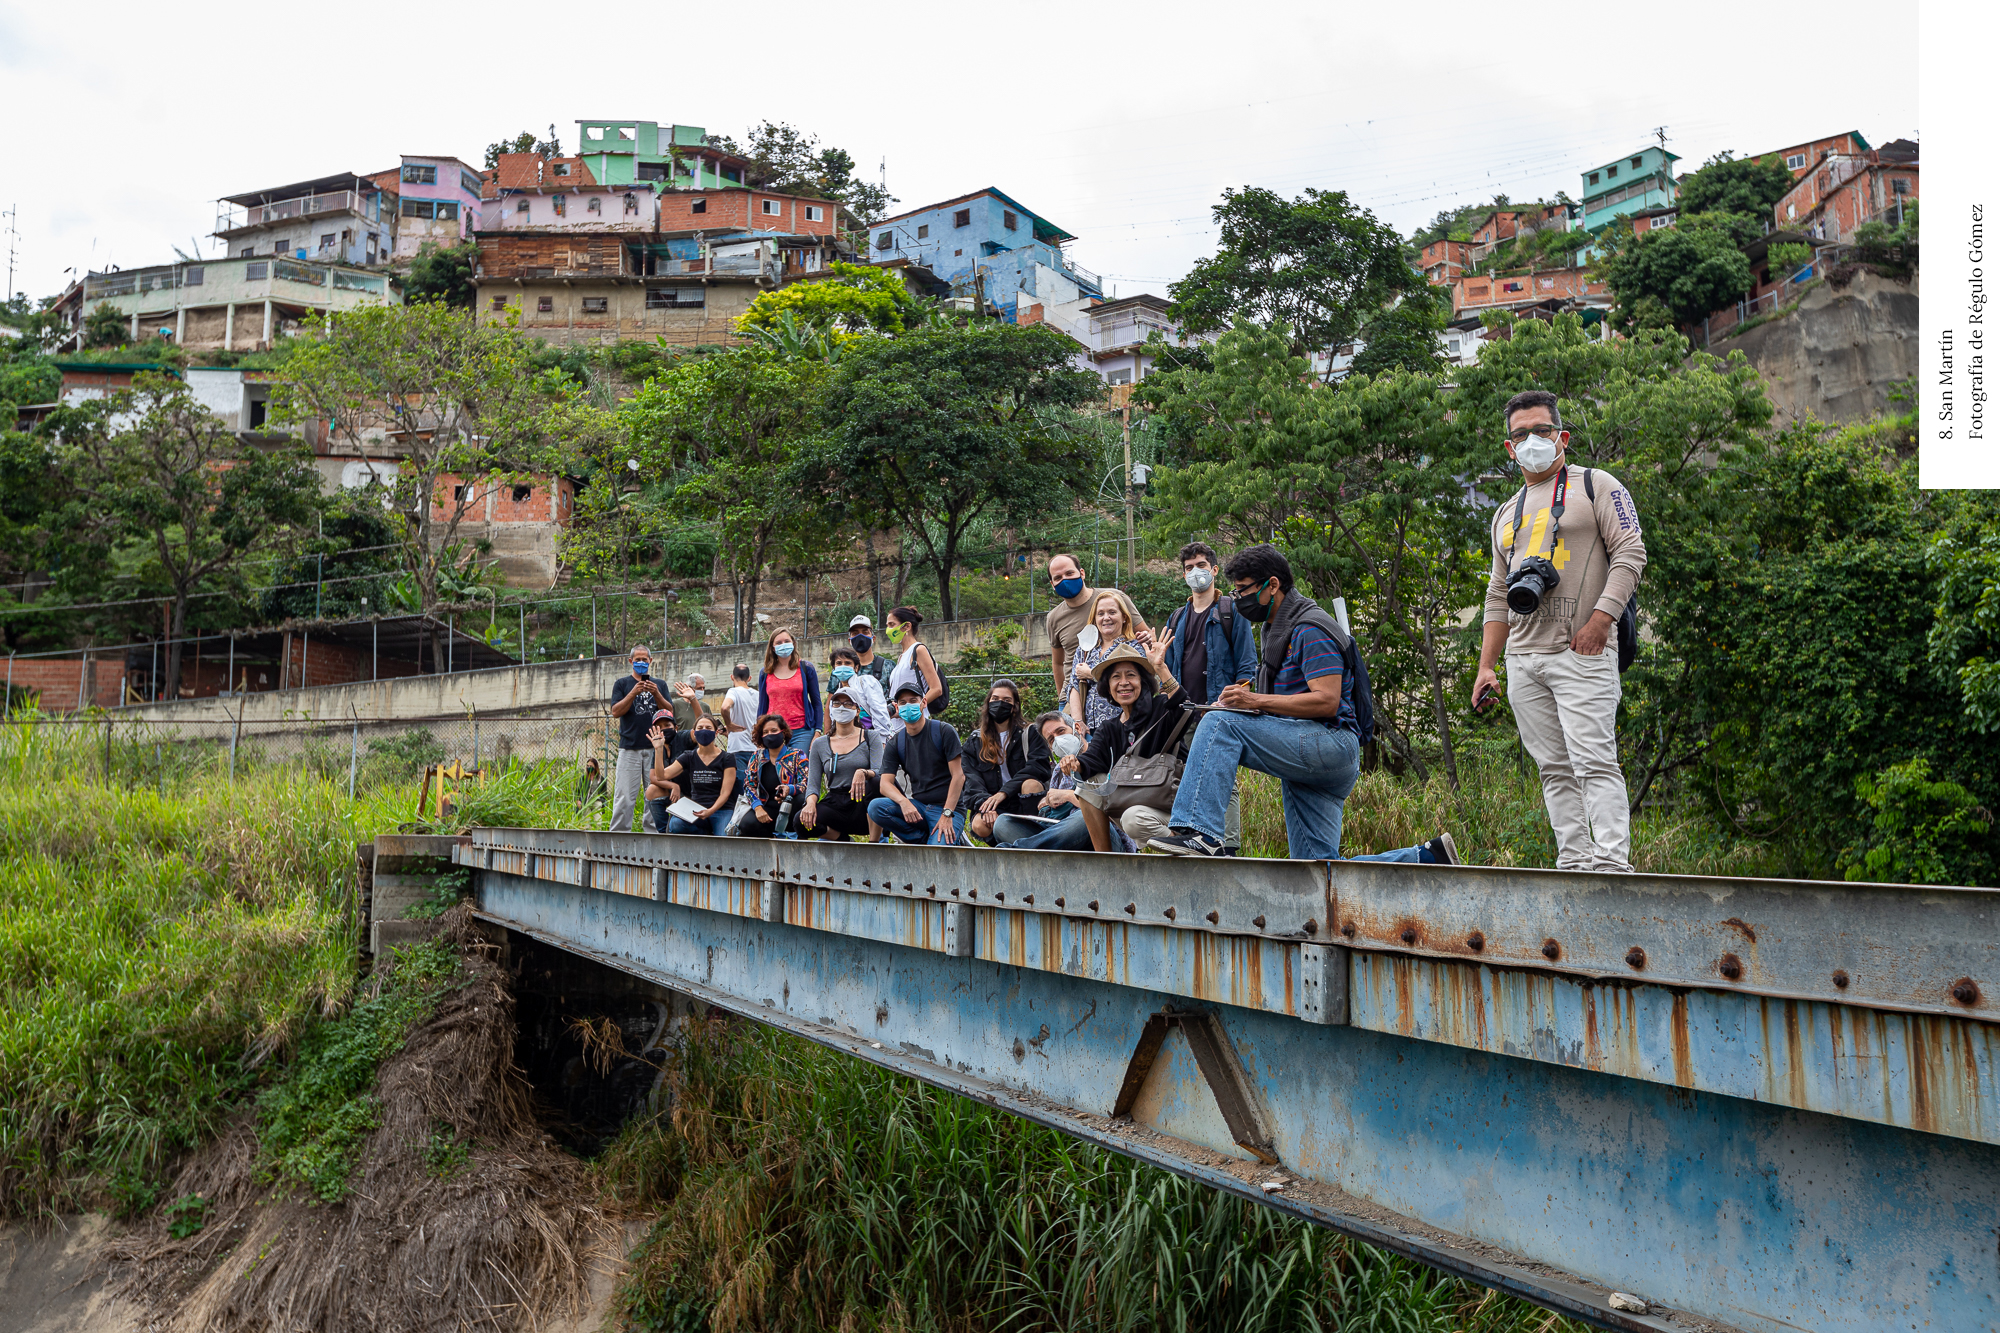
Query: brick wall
6 659 117 710
279 633 422 688
656 188 839 237
430 474 575 524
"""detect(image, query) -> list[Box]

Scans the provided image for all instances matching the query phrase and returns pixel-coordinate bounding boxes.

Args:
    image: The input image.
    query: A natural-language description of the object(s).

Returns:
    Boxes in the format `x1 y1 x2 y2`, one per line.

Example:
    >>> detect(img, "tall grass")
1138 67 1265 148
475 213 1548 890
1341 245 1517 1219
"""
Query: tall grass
606 1021 1583 1333
0 715 596 1217
1238 734 1783 877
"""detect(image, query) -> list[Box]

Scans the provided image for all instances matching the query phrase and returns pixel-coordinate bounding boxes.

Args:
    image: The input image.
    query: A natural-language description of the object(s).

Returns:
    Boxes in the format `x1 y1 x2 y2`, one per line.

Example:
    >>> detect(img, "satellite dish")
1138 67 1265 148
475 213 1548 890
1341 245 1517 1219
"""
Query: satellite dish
1077 625 1099 652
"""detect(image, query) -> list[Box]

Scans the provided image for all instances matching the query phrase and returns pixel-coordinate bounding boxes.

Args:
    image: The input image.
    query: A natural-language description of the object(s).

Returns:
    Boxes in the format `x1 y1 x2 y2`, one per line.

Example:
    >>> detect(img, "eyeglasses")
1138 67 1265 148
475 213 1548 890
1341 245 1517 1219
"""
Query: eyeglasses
1506 424 1560 443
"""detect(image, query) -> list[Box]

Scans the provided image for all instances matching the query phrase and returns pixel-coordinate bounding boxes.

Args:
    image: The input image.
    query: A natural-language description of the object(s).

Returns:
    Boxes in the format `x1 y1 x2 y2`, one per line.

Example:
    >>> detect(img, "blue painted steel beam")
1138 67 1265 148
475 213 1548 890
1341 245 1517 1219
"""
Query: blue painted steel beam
468 847 2000 1333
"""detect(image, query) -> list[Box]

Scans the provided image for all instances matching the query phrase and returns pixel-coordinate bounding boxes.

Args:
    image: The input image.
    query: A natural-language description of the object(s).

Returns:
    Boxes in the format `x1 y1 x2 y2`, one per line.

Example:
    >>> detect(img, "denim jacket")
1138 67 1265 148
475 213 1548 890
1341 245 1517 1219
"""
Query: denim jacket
1162 597 1259 704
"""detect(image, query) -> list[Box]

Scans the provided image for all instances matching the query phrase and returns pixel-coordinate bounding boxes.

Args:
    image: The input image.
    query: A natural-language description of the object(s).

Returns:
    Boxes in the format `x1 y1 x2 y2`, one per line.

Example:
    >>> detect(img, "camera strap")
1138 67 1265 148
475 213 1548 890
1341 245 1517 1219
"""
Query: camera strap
1507 464 1567 566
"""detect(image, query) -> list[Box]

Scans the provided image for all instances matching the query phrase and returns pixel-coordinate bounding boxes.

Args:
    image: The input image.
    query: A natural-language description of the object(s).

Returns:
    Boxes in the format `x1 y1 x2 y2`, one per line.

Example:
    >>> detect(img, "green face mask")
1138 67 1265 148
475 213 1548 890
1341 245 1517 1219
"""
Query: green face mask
886 624 906 642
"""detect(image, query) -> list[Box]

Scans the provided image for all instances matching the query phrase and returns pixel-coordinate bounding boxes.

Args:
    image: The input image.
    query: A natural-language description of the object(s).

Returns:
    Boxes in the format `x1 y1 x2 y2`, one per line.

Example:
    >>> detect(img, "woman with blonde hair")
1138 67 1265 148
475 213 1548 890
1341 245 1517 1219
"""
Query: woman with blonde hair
1067 592 1148 736
756 626 823 738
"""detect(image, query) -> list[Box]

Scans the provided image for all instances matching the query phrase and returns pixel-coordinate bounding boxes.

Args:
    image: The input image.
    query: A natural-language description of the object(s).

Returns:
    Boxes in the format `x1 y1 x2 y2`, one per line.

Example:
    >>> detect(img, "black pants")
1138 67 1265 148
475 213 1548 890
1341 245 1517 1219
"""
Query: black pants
813 778 880 839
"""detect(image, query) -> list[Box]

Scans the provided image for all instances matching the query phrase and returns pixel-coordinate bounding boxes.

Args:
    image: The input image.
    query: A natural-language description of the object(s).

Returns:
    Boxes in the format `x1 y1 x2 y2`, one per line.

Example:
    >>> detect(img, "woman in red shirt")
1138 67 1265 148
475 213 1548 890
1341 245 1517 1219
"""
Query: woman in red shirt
755 627 823 737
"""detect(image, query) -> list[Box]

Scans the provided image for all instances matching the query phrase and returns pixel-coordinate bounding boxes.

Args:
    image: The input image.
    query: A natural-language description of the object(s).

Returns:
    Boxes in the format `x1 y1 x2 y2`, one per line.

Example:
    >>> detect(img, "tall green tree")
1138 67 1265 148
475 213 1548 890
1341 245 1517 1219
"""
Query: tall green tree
1143 321 1485 780
1594 217 1755 330
823 323 1100 621
712 121 897 223
1170 187 1422 373
614 348 844 633
1677 152 1795 220
484 126 562 168
272 303 590 635
54 373 322 698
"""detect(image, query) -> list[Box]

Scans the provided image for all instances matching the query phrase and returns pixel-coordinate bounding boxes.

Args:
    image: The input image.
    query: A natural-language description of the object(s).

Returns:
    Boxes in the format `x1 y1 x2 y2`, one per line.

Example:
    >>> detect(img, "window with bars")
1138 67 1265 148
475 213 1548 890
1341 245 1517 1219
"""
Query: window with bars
402 164 438 184
581 296 608 313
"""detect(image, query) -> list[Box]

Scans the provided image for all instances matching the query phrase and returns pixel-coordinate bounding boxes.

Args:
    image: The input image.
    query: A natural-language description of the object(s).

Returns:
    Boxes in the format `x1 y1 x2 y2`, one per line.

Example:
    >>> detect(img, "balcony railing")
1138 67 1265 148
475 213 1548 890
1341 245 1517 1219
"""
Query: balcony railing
1057 253 1101 291
218 190 374 233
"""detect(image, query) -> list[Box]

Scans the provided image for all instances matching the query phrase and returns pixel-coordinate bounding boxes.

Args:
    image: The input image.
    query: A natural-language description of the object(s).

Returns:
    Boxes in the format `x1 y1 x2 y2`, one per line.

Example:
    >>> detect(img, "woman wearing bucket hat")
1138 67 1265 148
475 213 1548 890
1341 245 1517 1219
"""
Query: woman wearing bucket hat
1055 633 1191 852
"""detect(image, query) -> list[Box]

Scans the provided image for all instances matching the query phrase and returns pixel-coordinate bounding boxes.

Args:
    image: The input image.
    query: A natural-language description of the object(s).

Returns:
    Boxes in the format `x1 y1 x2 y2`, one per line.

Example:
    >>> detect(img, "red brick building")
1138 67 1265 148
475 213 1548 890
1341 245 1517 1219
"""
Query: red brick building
1418 238 1472 285
1774 141 1917 242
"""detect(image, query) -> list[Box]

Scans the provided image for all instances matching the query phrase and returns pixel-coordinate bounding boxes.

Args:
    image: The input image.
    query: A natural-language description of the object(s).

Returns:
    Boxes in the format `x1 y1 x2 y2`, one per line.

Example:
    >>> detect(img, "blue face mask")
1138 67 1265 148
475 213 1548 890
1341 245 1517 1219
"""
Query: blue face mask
774 641 794 658
898 702 925 724
1053 576 1085 600
832 666 855 683
632 661 650 677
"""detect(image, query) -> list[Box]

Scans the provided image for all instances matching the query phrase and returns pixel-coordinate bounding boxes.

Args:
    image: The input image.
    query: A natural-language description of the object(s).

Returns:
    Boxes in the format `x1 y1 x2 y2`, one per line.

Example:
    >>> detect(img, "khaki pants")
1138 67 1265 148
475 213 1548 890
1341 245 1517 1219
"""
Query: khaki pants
1507 649 1631 872
1119 804 1175 847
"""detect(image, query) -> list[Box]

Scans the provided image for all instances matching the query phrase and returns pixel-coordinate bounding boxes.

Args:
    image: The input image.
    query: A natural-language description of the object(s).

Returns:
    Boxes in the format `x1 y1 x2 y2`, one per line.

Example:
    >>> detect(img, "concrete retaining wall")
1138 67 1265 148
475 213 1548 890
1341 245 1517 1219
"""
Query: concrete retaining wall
114 614 1051 725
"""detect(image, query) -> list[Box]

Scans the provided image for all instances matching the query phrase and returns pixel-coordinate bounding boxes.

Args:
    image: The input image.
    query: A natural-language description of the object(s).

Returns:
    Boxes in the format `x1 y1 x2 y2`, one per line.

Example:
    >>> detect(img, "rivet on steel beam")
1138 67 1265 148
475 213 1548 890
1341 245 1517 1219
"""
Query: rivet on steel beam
1253 915 1266 928
861 879 872 887
1625 947 1646 970
1541 939 1561 961
1466 931 1485 951
1205 910 1219 924
994 892 1004 902
1088 900 1100 912
1952 977 1981 1006
1054 897 1065 907
1303 918 1319 935
1399 928 1417 945
1831 969 1850 989
844 878 852 885
1024 894 1034 904
1163 906 1176 920
952 888 961 898
1341 921 1357 938
1719 953 1743 981
1124 902 1136 915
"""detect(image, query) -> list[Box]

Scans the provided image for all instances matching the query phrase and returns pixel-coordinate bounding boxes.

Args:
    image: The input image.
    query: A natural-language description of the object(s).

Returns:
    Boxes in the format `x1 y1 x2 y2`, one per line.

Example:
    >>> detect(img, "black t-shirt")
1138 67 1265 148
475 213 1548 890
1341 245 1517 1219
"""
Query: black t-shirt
1179 603 1213 704
889 720 963 806
613 674 667 750
680 749 729 808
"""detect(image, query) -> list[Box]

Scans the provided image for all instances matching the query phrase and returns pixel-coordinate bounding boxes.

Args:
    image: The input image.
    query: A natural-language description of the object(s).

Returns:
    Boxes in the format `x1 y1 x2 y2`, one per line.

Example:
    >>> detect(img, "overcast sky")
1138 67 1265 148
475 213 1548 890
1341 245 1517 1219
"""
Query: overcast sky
0 0 1917 304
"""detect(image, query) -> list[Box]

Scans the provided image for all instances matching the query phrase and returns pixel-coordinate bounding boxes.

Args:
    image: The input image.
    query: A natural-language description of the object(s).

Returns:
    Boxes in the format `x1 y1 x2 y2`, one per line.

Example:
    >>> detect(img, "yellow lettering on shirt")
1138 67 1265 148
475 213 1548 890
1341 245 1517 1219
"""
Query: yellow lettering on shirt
1502 506 1572 568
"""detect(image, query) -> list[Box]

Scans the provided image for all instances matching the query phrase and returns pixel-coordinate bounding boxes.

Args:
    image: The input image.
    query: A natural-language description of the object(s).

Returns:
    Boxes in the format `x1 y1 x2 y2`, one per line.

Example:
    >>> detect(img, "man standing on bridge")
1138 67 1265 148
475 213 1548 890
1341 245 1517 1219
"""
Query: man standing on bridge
609 646 669 832
1043 552 1145 709
1470 389 1647 874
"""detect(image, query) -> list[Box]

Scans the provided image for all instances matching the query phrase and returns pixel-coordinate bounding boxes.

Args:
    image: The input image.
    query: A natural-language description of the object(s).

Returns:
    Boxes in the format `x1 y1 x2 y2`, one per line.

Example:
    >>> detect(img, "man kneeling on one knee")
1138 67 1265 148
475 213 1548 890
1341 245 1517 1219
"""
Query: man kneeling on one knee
1150 543 1457 865
866 682 969 845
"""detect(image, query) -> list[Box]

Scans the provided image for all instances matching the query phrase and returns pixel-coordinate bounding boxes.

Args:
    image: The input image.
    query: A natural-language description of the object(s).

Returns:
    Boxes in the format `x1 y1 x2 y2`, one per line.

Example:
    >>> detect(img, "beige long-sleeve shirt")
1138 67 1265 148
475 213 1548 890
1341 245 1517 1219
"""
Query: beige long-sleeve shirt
1484 465 1647 655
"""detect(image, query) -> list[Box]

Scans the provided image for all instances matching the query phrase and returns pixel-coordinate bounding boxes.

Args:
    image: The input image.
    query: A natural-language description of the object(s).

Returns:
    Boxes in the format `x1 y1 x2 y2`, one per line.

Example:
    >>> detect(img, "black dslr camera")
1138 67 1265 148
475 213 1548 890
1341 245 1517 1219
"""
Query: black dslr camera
1505 555 1561 614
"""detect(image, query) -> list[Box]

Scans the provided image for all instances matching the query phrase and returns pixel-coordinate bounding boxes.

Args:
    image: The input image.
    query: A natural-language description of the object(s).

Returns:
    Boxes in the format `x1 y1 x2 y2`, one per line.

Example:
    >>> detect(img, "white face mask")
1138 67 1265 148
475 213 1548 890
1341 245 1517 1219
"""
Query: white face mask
1513 435 1561 473
829 706 858 724
1051 733 1082 759
1185 568 1214 592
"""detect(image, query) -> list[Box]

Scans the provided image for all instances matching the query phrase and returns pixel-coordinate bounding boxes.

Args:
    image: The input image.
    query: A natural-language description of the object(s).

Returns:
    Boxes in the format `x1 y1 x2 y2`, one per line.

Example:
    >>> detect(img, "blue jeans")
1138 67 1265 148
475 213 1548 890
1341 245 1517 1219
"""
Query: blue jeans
729 750 755 797
1168 713 1439 861
1168 712 1360 860
868 796 965 846
994 806 1095 850
667 810 732 836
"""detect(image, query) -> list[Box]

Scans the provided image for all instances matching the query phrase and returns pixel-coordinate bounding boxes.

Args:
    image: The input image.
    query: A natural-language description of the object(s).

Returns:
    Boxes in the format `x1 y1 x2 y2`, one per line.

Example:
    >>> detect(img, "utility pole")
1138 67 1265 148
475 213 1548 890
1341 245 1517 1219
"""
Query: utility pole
1121 403 1136 575
2 206 17 310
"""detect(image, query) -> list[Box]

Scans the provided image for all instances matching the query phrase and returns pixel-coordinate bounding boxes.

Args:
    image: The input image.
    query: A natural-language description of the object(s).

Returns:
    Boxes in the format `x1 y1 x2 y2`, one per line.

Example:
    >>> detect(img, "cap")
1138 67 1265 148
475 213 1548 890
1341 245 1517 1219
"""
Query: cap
848 614 874 630
829 686 860 706
1091 645 1157 684
892 681 926 701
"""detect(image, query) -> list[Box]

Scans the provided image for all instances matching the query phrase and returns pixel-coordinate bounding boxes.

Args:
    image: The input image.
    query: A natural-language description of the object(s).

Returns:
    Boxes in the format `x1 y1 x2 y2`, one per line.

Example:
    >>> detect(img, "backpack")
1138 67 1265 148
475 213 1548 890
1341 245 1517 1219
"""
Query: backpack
1512 468 1640 673
1254 596 1376 746
888 719 953 780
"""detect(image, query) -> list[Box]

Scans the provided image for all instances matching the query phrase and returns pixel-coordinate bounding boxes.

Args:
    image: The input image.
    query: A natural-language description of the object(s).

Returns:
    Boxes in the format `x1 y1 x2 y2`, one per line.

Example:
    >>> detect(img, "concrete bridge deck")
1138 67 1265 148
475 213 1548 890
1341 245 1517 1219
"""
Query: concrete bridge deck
452 828 2000 1333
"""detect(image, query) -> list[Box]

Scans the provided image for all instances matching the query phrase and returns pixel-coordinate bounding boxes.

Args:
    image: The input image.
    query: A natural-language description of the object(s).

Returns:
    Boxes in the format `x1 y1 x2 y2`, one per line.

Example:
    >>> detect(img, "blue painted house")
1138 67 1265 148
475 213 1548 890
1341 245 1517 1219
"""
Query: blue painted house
1580 146 1680 233
868 188 1102 319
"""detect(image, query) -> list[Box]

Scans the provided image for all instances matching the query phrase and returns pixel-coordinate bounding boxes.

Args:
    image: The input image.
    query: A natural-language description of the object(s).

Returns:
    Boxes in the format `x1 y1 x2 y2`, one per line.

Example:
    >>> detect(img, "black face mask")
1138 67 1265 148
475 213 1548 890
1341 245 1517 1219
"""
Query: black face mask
987 699 1015 723
850 634 872 652
1233 582 1275 623
761 733 785 751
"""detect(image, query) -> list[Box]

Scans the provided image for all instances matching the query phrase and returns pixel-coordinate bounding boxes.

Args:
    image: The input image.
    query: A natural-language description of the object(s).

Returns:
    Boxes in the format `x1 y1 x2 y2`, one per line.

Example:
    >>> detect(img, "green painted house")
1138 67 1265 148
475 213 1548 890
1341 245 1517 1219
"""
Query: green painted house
574 121 751 191
1580 146 1679 233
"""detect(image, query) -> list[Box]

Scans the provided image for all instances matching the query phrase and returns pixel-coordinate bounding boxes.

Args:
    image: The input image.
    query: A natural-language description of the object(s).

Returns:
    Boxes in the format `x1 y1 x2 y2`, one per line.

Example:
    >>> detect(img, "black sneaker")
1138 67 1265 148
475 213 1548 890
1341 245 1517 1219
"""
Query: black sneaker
1150 830 1226 857
1424 832 1460 865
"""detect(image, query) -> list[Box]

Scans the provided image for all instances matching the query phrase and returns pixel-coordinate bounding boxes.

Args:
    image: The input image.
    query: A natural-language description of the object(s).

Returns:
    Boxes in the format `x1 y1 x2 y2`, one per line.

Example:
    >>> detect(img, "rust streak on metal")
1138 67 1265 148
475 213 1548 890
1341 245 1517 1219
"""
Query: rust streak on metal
1669 991 1694 1088
1721 917 1758 943
1583 985 1602 1069
1395 958 1415 1037
1909 1015 1935 1133
1282 944 1296 1017
1009 910 1028 969
1784 1000 1808 1111
1242 936 1264 1010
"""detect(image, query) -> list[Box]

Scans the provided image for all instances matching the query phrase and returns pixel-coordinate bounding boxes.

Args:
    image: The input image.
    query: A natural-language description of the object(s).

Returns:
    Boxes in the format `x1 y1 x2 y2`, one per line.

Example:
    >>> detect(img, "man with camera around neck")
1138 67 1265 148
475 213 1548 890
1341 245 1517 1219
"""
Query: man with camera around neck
1471 389 1647 873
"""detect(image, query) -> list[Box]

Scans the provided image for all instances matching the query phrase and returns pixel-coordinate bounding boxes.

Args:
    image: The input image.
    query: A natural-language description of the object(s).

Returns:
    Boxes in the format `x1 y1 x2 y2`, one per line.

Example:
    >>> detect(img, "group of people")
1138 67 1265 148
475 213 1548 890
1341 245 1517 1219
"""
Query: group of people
608 388 1647 871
